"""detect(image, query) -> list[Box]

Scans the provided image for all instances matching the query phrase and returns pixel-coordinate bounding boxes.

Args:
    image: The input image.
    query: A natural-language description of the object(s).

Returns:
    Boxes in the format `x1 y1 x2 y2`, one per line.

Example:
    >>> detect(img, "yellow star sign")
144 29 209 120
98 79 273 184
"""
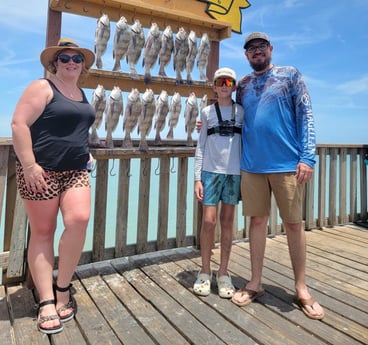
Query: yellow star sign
199 0 251 34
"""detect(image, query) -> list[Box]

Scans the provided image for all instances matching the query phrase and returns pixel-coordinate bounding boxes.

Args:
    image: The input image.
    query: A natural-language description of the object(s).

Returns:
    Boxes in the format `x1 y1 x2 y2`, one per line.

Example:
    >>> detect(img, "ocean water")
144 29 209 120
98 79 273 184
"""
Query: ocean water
55 157 196 253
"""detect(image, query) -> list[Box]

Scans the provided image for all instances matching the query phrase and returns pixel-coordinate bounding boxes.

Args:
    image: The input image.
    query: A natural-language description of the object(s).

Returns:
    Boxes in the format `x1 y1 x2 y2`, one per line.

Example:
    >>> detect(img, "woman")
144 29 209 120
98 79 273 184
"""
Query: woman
11 38 96 334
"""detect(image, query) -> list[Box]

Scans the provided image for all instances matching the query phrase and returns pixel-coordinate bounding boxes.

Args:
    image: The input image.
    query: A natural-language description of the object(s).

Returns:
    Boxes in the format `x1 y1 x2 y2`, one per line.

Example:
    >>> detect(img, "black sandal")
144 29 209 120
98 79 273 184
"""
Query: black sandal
37 299 63 334
53 284 75 322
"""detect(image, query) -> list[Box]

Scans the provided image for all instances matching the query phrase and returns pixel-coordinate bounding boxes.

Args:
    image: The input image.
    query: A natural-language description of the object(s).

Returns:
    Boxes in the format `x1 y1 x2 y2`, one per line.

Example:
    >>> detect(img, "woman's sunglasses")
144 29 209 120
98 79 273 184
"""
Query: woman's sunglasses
57 54 84 64
214 78 235 87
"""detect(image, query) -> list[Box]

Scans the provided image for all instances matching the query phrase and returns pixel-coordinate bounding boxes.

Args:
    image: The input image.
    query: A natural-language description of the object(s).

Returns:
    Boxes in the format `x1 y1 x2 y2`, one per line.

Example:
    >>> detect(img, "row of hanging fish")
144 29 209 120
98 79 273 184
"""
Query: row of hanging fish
89 85 208 151
94 14 211 84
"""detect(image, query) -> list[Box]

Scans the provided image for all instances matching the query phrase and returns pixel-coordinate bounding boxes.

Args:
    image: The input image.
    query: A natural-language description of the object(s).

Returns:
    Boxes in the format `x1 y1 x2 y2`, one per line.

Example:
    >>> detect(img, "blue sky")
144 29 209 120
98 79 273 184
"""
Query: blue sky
1 0 367 144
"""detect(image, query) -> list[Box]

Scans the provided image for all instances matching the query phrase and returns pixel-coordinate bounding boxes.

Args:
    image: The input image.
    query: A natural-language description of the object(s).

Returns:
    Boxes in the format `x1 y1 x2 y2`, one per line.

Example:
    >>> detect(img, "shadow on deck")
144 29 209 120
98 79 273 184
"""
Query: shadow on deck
1 224 368 345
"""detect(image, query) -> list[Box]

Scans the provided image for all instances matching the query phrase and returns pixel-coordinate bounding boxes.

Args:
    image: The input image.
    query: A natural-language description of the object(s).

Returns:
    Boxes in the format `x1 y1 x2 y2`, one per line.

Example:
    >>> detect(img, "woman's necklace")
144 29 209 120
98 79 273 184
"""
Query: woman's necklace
54 75 79 99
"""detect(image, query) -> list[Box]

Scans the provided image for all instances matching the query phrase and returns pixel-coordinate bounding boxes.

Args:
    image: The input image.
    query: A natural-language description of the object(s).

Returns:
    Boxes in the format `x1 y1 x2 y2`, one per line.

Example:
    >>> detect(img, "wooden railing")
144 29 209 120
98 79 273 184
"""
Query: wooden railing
1 139 367 284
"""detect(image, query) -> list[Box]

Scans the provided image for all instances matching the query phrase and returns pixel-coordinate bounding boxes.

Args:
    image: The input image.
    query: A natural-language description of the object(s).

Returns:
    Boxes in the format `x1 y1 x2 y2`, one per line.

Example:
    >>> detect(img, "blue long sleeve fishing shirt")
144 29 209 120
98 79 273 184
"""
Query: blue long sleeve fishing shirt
236 65 316 173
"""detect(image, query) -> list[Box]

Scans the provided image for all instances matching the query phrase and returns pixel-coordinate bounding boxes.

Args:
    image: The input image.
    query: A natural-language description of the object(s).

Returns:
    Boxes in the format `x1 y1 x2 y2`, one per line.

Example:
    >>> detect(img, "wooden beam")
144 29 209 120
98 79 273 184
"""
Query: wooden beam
49 0 232 41
78 69 215 98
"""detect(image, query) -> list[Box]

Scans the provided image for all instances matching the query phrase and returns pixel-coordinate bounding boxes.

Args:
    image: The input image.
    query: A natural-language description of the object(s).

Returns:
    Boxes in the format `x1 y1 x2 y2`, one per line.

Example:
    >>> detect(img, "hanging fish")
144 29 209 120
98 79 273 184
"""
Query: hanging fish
166 92 182 139
186 30 197 84
158 25 174 77
122 88 142 148
142 23 161 83
173 27 189 85
105 86 123 148
184 92 199 146
112 16 132 72
137 89 156 152
197 33 211 81
153 90 169 144
90 84 106 147
127 19 145 78
200 94 208 112
94 13 110 69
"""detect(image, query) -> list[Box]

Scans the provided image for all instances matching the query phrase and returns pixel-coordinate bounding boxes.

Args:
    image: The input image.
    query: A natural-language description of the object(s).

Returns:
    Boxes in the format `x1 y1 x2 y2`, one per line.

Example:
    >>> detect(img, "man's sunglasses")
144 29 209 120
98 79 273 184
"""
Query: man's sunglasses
214 78 235 87
57 54 84 64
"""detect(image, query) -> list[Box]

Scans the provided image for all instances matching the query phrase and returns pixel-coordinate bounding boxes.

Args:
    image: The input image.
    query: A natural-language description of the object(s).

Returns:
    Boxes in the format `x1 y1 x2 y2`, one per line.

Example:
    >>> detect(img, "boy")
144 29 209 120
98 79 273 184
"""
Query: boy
193 67 244 298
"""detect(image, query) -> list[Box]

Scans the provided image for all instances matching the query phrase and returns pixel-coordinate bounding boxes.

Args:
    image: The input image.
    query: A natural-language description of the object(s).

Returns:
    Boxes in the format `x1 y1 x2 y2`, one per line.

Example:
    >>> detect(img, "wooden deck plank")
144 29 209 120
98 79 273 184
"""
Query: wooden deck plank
0 285 13 345
159 250 314 345
118 263 227 345
267 235 368 300
137 257 254 345
107 261 191 345
76 263 157 345
1 224 368 345
70 275 122 345
230 240 368 344
7 285 49 345
189 245 360 345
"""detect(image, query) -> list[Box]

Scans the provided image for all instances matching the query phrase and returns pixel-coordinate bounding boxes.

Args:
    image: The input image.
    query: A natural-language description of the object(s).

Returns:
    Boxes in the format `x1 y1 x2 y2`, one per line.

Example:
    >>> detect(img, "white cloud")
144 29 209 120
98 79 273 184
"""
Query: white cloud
337 75 368 95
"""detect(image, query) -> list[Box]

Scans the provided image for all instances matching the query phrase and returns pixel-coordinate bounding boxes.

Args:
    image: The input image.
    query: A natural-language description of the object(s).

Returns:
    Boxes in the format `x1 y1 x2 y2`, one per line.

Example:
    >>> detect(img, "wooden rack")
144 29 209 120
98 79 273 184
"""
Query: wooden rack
47 0 232 97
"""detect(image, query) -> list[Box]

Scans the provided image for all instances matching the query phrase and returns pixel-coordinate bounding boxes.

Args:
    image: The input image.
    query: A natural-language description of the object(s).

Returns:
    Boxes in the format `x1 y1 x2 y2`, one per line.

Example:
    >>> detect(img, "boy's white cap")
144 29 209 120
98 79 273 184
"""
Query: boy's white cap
213 67 236 81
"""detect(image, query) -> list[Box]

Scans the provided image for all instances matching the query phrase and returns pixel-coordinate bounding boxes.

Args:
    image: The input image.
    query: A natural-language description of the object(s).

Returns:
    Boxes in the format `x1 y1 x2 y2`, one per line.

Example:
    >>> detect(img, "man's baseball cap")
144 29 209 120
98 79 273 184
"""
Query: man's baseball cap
243 32 271 49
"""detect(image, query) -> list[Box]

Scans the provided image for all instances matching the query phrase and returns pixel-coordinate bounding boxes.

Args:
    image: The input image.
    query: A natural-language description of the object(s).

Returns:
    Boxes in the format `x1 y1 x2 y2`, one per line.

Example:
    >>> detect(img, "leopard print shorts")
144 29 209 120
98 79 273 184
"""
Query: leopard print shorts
16 162 90 201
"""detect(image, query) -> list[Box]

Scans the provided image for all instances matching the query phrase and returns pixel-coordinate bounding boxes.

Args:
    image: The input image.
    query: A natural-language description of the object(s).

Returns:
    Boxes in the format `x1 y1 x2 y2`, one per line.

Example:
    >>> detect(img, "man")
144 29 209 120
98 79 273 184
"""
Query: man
231 32 324 320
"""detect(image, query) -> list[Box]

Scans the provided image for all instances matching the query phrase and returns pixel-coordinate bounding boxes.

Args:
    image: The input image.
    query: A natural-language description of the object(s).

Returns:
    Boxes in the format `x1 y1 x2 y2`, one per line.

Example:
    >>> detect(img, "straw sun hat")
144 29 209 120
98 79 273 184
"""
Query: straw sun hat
40 38 95 74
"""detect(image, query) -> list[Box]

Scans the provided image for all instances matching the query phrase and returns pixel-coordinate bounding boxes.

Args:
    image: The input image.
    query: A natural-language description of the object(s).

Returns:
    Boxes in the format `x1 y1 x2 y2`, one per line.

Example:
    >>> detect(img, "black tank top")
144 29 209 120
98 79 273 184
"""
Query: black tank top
30 79 95 171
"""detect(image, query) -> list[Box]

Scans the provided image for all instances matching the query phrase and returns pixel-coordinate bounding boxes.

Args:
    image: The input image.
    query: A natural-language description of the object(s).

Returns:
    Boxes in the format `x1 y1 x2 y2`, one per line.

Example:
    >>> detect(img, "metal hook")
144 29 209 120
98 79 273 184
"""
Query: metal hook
90 165 97 178
83 6 88 13
110 159 117 176
154 159 160 175
170 157 176 173
65 0 71 9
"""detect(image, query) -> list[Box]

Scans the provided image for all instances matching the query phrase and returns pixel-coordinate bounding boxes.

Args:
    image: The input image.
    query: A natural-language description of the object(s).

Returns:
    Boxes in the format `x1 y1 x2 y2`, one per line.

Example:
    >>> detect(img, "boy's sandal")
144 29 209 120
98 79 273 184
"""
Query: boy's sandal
54 283 75 322
193 271 212 296
37 299 63 334
216 273 235 299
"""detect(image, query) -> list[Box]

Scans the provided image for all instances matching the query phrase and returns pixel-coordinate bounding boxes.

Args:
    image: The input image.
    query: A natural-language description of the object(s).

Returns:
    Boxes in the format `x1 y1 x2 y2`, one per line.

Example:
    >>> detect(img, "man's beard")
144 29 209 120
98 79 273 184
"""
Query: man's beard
249 56 272 72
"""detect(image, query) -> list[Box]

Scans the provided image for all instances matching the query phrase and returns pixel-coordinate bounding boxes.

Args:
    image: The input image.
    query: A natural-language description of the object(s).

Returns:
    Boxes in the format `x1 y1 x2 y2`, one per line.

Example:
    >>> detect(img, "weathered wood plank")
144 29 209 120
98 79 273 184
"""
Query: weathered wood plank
51 319 88 345
157 156 170 250
176 157 188 247
115 158 131 257
110 260 191 345
268 236 368 301
92 159 109 262
339 148 348 224
232 238 368 342
7 285 49 345
0 285 13 345
136 158 151 254
77 263 156 345
0 145 9 227
229 243 366 345
317 147 327 228
71 274 122 344
349 149 358 221
163 250 310 345
328 147 337 225
7 192 27 278
125 264 226 344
